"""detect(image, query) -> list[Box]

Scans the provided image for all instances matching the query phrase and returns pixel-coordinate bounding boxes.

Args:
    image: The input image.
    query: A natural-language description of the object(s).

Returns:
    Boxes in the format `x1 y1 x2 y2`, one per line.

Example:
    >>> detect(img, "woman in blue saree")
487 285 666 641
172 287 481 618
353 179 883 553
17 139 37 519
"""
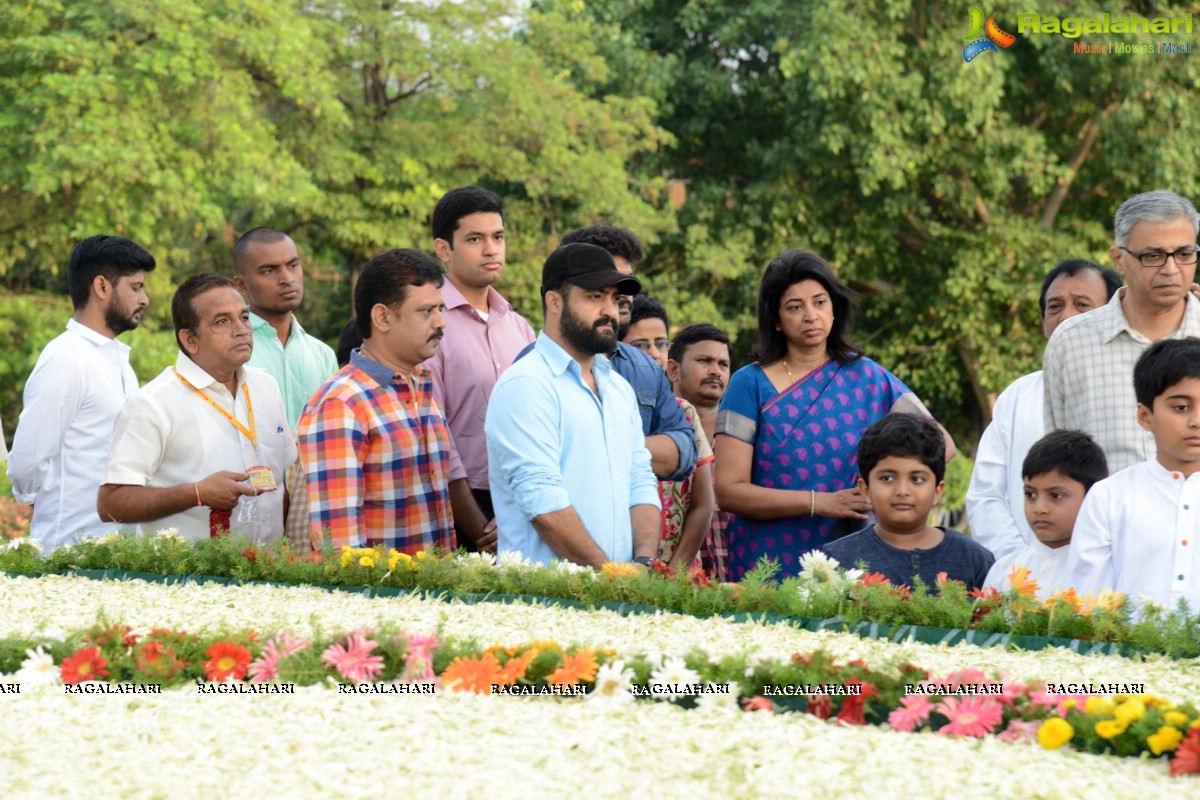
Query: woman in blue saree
714 250 953 580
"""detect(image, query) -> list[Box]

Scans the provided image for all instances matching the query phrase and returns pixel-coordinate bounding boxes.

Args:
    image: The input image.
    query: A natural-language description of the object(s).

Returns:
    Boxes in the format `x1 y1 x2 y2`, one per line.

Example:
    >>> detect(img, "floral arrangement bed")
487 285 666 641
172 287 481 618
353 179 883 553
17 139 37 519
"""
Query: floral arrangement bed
2 534 1200 796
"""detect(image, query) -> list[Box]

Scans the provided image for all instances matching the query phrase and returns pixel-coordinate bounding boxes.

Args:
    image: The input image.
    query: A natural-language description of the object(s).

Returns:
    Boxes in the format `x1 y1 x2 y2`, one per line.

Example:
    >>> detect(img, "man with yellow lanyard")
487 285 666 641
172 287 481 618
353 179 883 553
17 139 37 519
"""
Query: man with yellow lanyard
98 274 295 543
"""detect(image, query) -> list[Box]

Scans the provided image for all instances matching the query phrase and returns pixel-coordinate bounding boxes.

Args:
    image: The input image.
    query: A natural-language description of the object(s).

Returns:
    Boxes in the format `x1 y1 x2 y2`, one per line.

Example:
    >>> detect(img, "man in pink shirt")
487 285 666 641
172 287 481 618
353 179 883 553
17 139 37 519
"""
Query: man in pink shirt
424 186 535 551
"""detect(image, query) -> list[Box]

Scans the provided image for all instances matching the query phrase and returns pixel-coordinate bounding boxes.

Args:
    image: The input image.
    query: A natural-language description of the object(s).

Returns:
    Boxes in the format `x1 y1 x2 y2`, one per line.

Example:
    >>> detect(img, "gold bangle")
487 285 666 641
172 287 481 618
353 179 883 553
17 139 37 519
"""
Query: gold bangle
194 482 203 507
810 490 816 517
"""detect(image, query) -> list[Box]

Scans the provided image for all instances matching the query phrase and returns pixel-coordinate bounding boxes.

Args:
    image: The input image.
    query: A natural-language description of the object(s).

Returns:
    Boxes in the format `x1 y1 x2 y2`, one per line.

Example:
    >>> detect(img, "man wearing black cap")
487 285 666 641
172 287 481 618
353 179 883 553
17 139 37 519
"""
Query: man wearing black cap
484 243 662 567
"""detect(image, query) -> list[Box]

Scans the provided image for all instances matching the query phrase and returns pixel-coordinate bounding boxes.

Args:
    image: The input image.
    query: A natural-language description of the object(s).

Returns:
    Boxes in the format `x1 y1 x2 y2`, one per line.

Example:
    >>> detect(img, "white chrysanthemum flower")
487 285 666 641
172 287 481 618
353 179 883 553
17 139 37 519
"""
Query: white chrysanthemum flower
460 551 496 567
552 559 588 574
14 646 62 688
842 567 864 584
498 551 529 570
696 683 740 711
649 656 700 699
589 660 634 703
91 532 122 546
153 527 183 542
798 550 841 583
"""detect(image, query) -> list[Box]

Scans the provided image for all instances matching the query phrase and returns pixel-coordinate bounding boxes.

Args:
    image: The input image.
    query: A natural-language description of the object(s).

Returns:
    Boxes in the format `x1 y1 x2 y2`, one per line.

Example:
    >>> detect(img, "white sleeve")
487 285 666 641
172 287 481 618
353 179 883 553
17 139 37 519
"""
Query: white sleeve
1064 484 1114 596
965 388 1023 560
7 350 84 502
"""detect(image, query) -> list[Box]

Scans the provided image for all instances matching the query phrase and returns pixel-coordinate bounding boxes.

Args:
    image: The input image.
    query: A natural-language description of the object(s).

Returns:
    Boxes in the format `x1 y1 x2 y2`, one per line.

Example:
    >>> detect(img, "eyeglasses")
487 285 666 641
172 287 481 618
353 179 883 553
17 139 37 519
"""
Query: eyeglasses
1118 246 1199 268
630 339 671 354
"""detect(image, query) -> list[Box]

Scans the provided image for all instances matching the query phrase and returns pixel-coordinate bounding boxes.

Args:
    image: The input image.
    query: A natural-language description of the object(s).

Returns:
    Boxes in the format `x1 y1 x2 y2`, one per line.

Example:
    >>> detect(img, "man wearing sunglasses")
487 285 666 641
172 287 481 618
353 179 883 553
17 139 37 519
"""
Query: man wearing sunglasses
1043 190 1200 471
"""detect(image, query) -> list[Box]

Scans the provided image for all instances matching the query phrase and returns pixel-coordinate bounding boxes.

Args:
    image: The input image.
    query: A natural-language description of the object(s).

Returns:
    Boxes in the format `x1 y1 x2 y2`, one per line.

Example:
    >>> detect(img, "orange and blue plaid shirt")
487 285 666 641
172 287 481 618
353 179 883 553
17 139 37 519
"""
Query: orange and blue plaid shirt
297 349 456 553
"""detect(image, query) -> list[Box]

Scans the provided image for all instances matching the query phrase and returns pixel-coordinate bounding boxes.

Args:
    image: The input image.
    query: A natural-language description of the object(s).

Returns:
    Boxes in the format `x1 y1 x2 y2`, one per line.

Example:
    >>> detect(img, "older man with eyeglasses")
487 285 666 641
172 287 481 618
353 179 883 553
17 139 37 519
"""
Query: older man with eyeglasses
1043 190 1200 472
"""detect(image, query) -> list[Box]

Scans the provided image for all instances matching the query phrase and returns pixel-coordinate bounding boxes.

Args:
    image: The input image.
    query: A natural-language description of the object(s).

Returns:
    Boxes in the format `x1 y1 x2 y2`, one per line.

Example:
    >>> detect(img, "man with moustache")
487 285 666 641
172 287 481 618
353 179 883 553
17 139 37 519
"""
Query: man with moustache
9 235 156 549
666 323 733 580
486 243 661 567
1044 190 1200 472
297 249 475 553
98 274 295 543
233 227 336 429
967 260 1120 560
423 187 533 552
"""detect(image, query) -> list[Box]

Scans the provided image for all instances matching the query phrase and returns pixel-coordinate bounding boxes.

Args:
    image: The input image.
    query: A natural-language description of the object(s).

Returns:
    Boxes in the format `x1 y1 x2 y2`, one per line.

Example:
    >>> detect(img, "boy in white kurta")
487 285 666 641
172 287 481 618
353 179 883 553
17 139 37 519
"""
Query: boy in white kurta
1066 338 1200 609
985 430 1108 601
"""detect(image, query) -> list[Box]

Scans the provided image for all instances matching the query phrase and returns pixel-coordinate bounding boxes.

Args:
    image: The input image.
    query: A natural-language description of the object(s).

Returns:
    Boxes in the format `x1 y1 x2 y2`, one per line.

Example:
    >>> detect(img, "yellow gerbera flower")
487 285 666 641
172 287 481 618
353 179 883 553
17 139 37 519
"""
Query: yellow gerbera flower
1037 718 1074 750
1114 699 1146 725
1094 719 1127 739
1148 725 1184 755
1084 697 1114 717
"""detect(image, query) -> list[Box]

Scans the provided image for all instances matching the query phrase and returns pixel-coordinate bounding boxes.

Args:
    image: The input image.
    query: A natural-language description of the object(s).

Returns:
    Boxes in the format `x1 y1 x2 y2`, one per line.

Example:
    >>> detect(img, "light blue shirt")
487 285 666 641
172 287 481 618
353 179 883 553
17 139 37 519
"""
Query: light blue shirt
247 312 337 429
486 331 660 565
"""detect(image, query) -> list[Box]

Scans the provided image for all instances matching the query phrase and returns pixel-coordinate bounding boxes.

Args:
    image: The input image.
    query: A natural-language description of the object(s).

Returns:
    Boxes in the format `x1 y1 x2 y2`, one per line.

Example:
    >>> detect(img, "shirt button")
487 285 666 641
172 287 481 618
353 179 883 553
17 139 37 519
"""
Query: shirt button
1186 505 1191 510
1179 574 1186 581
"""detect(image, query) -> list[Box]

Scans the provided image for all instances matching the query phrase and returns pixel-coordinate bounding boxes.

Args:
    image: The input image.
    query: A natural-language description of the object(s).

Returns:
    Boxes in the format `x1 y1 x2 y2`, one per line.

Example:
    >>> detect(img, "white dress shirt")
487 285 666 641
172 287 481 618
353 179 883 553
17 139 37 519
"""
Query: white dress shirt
965 370 1042 560
984 539 1071 602
104 352 296 543
1066 459 1200 609
7 320 137 548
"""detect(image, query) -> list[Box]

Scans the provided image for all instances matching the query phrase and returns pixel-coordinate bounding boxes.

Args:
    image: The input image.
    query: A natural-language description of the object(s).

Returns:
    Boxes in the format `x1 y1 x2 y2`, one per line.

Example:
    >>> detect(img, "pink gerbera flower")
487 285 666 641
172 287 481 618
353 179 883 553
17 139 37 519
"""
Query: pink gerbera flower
994 681 1028 707
997 719 1042 743
402 632 439 682
321 634 385 684
888 694 934 732
943 668 989 691
248 641 284 683
937 696 1004 738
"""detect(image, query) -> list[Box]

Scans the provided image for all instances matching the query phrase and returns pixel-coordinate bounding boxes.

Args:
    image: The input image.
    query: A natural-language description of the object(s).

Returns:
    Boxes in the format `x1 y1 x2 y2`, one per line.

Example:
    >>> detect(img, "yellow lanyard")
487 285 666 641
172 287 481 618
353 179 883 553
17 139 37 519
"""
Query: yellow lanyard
173 366 257 445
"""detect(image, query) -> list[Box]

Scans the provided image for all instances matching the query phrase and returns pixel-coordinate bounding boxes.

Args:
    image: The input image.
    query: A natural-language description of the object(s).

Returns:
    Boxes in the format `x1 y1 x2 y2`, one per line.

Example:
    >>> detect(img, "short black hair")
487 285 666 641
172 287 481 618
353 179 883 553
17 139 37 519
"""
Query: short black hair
857 413 946 484
1021 430 1108 491
354 248 445 340
620 294 669 341
1037 259 1123 316
431 186 504 246
67 235 156 310
172 273 239 352
336 317 362 367
668 323 731 364
754 249 862 366
1134 337 1200 408
560 225 644 265
232 227 291 274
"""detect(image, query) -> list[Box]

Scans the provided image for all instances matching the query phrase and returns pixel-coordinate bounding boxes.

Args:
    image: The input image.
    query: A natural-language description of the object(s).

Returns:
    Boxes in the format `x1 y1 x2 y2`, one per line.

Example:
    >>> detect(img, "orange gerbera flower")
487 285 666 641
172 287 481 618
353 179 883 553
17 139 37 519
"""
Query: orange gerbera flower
601 562 640 578
547 648 598 687
441 652 502 694
1007 565 1040 599
858 572 892 588
203 641 253 682
60 646 110 684
495 651 538 687
1043 587 1080 612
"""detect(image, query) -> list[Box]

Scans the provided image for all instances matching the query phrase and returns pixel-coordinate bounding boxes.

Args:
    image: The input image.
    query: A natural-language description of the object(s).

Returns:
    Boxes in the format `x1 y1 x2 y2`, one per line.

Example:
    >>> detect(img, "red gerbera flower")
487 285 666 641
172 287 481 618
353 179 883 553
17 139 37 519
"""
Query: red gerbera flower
858 572 892 588
1170 728 1200 776
806 694 833 720
650 559 674 577
835 680 877 726
203 641 253 682
60 647 110 684
741 696 774 713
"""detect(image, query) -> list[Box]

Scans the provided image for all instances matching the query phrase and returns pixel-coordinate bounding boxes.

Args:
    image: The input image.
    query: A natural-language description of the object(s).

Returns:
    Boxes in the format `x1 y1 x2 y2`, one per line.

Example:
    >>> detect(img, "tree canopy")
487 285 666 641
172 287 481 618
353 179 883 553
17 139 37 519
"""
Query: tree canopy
3 0 1199 446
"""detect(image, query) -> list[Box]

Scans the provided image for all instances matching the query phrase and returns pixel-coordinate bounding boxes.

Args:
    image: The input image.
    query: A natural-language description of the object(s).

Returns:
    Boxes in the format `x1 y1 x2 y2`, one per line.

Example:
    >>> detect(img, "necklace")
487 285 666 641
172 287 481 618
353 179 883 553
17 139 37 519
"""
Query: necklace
781 357 794 384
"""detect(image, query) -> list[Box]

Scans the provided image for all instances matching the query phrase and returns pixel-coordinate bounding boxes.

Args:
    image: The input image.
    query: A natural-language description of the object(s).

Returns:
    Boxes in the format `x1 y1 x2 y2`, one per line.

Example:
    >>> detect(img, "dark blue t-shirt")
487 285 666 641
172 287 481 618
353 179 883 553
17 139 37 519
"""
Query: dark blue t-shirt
822 526 995 592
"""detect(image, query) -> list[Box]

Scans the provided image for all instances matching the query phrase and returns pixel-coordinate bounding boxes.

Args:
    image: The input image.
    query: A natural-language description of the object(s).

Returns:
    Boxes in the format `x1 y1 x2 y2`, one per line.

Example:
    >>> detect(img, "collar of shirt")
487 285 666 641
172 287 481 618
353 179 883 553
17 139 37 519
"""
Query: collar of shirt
248 311 305 341
175 351 244 391
1102 287 1200 344
440 280 513 320
350 347 431 388
534 330 613 380
65 317 131 355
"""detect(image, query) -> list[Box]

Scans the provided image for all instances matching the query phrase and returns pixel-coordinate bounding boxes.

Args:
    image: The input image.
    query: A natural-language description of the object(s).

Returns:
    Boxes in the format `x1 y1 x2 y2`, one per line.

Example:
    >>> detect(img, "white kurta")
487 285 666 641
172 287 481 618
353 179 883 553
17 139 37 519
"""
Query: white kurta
984 539 1071 602
965 370 1043 560
1066 459 1200 609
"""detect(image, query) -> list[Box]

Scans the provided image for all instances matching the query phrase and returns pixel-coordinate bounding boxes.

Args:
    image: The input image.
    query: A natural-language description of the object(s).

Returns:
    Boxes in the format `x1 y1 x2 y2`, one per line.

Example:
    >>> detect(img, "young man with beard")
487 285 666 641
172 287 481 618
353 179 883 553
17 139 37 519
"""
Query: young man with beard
233 227 337 430
9 235 156 549
486 243 661 567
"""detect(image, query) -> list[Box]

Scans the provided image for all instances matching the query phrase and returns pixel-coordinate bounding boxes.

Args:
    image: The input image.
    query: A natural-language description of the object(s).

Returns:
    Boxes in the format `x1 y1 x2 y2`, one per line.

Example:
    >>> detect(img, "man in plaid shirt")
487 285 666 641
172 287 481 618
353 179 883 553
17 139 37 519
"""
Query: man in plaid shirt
297 249 488 553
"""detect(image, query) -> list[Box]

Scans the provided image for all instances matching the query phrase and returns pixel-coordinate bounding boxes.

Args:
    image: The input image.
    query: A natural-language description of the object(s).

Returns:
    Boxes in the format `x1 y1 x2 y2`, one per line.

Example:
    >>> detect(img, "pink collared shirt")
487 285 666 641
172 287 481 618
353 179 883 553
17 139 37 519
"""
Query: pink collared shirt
421 280 536 490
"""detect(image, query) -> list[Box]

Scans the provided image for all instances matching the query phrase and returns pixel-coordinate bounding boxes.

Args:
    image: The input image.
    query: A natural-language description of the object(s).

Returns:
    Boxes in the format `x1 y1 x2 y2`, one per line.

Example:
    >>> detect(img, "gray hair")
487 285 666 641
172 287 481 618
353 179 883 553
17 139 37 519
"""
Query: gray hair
1113 190 1200 247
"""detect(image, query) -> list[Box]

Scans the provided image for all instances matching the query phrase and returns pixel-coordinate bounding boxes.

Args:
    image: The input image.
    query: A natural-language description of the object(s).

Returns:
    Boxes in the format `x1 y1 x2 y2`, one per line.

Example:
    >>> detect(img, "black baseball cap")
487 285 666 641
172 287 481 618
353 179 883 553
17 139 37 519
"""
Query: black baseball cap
541 242 642 296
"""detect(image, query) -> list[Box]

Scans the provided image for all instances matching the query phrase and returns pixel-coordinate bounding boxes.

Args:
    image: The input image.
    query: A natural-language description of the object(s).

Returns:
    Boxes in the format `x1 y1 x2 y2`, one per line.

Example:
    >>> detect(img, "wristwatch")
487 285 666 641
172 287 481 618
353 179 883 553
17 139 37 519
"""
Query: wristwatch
632 555 654 566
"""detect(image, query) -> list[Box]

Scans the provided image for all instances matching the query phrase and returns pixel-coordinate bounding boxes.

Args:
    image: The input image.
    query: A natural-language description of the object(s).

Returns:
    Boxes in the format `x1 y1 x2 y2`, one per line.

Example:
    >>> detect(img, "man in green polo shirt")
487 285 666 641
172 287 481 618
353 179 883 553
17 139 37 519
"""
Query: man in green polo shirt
233 228 337 429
